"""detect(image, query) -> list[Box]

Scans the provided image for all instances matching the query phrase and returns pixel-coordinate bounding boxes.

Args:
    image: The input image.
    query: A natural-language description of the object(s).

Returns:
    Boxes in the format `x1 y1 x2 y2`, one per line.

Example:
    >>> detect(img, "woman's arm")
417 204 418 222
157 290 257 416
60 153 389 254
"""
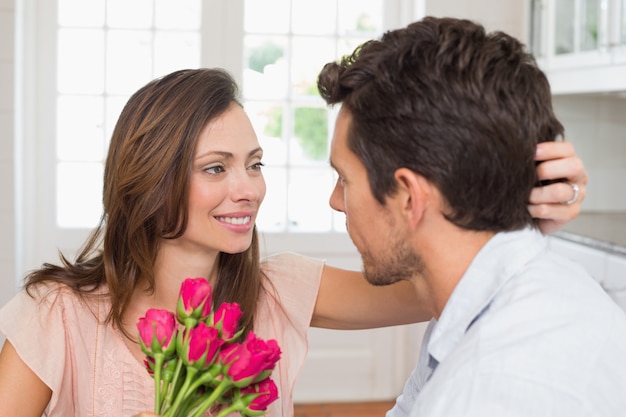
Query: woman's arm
0 340 51 417
530 141 588 234
311 264 430 329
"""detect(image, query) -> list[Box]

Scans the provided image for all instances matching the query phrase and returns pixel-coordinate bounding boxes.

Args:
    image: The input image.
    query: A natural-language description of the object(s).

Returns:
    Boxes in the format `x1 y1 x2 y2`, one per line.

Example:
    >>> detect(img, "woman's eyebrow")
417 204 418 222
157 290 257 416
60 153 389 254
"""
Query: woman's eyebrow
195 147 263 161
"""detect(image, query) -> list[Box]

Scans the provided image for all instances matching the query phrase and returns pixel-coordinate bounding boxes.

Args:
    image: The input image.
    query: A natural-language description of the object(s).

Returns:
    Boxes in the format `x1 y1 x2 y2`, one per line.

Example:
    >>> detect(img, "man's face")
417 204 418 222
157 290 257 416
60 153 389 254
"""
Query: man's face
329 107 422 285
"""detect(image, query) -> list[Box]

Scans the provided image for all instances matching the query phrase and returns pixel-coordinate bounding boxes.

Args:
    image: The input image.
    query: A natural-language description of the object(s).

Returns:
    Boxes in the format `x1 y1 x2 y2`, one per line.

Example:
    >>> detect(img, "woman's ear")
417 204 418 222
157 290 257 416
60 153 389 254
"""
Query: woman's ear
393 168 432 229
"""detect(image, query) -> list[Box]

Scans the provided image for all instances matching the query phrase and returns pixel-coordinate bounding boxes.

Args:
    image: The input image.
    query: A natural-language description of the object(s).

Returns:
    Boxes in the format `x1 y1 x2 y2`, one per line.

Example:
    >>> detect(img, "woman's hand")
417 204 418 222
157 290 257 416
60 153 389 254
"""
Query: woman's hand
530 141 588 234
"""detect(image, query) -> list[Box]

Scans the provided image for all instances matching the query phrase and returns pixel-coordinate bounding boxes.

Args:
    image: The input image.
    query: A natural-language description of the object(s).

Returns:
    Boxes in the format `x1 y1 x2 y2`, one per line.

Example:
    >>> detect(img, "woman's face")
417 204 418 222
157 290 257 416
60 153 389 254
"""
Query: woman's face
178 103 266 256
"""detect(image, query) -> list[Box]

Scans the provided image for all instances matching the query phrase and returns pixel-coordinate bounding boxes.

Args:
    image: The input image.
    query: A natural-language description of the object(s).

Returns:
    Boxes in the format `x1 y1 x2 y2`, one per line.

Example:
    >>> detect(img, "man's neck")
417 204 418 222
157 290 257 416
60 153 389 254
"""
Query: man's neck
412 223 495 320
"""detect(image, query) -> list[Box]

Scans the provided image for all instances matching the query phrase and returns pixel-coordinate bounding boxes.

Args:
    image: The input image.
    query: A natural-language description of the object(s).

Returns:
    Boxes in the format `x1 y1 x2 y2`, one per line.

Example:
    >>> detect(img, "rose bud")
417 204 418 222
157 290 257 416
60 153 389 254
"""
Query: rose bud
177 277 213 324
137 308 177 357
218 332 282 386
240 377 279 415
213 302 243 341
179 321 224 370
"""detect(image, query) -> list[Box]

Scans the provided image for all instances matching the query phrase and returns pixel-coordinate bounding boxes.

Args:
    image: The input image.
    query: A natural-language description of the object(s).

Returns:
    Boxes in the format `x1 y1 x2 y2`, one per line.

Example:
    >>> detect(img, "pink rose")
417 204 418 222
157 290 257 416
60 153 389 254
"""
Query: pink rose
240 377 279 412
213 302 242 340
177 277 213 322
137 308 177 356
219 332 282 386
180 322 224 370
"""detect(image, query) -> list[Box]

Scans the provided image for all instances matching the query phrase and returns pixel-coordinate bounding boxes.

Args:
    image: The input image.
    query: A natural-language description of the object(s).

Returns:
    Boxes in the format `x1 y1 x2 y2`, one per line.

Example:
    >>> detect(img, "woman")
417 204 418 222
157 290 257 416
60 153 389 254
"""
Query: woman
0 68 586 417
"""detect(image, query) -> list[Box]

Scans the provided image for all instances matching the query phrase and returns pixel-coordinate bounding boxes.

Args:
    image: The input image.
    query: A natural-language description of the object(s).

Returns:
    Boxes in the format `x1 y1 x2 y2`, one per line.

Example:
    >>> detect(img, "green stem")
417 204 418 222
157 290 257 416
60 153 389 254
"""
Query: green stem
153 354 165 414
163 367 198 417
162 358 185 413
213 403 241 417
188 379 233 417
185 365 221 395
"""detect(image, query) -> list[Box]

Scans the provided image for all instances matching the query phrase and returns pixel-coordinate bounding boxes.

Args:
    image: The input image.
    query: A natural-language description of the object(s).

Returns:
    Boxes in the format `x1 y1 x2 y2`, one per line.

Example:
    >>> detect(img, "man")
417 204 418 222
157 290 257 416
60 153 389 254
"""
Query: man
318 16 626 416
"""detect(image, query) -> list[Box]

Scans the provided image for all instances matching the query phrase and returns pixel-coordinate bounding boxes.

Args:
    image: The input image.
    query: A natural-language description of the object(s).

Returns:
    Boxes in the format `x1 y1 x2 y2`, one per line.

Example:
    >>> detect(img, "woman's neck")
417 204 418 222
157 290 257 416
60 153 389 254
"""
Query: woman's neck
147 242 219 309
120 243 220 357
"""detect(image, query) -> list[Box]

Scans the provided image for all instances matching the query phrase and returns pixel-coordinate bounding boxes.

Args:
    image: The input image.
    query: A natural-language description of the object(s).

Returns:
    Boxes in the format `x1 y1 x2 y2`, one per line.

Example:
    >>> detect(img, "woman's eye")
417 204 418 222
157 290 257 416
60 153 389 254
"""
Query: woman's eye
250 161 265 171
204 165 225 175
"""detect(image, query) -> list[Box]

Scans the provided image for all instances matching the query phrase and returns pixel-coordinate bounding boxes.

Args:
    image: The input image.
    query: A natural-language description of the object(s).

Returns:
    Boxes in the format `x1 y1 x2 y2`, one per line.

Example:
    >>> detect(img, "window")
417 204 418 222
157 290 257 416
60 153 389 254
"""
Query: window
24 0 412 267
55 0 201 228
242 0 385 232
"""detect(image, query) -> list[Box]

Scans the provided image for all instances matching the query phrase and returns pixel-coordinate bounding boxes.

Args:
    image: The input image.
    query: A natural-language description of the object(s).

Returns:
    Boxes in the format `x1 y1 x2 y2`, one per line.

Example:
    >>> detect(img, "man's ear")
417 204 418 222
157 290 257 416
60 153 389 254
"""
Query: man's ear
393 168 431 229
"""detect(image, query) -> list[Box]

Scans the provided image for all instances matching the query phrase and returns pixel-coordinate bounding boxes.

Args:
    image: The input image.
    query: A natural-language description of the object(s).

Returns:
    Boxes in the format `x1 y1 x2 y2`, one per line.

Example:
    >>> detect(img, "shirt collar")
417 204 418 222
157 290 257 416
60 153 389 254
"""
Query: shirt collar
427 227 548 364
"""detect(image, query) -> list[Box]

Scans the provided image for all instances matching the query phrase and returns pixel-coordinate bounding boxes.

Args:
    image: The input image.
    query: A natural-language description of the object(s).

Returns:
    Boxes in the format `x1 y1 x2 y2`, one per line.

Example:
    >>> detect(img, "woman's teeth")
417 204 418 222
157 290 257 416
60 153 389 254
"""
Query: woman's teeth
217 216 251 225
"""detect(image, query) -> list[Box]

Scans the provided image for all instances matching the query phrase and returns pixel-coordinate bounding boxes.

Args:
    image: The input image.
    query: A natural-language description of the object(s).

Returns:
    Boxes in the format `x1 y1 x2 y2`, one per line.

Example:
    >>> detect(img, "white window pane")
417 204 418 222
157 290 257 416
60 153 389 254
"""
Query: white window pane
243 36 288 100
246 102 288 166
292 0 337 35
155 0 202 30
555 0 575 54
288 168 334 232
57 29 105 94
256 167 288 231
290 106 329 165
337 36 371 58
244 0 291 33
107 0 153 28
57 162 103 228
329 169 346 232
58 0 105 27
57 96 105 162
337 0 383 36
291 37 336 97
581 0 600 51
333 209 347 232
154 32 201 76
106 30 153 94
105 96 129 147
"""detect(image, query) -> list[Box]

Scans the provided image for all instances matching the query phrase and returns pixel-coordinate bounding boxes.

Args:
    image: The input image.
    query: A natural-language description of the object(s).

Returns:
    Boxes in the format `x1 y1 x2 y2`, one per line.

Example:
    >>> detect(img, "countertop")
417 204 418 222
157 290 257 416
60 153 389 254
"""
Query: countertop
552 212 626 257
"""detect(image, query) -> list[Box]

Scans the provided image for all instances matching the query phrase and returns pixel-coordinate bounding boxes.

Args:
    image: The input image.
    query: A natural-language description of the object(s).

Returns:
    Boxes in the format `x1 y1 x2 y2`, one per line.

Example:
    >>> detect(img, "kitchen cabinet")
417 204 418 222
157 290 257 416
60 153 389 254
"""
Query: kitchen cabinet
548 236 626 312
530 0 626 94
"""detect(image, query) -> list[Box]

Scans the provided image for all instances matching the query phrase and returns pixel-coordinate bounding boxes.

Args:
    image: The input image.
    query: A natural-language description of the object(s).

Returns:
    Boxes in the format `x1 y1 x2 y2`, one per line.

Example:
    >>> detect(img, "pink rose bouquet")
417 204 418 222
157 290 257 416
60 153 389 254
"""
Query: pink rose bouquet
137 277 281 417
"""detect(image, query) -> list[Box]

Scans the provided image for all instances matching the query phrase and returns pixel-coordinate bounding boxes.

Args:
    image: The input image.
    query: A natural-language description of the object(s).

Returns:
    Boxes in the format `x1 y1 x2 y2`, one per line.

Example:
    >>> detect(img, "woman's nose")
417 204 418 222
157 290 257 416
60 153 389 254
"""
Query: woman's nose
230 170 265 202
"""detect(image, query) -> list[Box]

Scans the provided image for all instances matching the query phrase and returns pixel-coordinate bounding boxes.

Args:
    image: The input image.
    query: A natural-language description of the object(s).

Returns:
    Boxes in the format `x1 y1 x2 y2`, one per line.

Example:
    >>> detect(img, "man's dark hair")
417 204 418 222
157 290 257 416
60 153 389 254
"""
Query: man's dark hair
318 16 564 231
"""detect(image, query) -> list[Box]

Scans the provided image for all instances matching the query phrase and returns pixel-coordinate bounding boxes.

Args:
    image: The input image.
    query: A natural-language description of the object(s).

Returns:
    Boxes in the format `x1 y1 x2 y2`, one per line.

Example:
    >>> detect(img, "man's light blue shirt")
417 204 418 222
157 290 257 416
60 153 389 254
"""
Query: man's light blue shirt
387 228 626 417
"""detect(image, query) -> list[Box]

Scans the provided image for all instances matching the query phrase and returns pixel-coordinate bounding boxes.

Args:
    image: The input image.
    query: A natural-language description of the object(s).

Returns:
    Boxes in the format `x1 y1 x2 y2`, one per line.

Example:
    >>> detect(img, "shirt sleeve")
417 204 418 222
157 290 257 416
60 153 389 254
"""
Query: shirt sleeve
261 252 324 335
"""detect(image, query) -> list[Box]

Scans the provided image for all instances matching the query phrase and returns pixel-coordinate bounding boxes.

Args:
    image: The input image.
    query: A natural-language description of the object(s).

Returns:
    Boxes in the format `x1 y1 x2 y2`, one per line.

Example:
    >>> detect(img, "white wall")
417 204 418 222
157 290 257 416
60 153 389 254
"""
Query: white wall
0 0 16 334
424 0 527 39
552 94 626 212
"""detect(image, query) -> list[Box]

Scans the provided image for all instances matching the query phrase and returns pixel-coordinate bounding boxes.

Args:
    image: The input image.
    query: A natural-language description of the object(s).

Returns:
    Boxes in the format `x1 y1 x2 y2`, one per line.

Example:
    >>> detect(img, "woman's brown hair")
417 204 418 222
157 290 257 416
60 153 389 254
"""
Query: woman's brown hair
25 68 263 338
